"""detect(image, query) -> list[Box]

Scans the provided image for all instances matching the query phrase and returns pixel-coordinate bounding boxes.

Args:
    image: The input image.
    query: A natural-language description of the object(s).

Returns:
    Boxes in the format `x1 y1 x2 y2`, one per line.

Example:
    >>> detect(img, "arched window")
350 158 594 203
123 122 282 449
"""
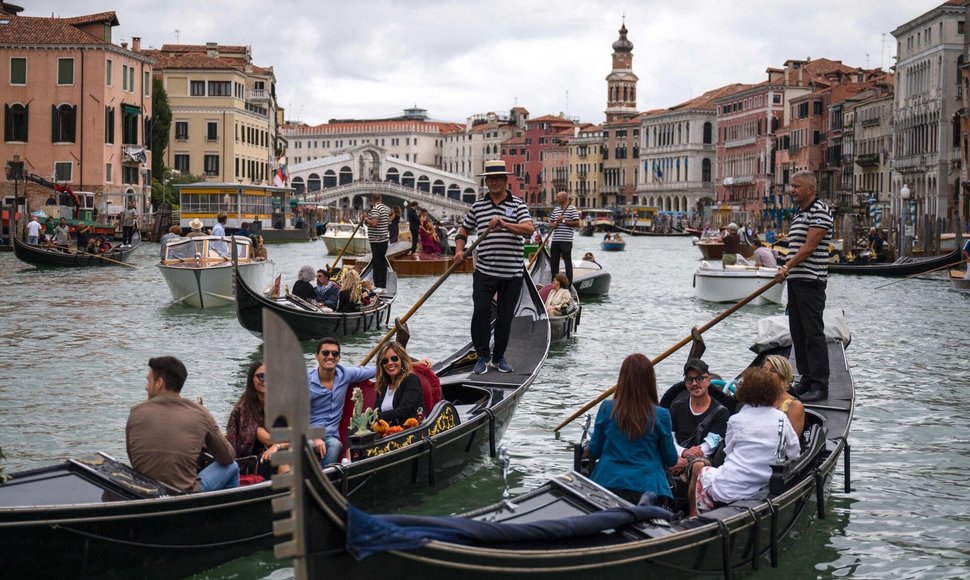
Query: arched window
703 122 712 144
4 103 28 142
52 103 77 143
432 179 445 196
447 184 460 199
307 173 321 192
291 176 305 196
401 171 415 188
323 169 337 188
386 167 400 183
339 166 352 185
417 175 430 192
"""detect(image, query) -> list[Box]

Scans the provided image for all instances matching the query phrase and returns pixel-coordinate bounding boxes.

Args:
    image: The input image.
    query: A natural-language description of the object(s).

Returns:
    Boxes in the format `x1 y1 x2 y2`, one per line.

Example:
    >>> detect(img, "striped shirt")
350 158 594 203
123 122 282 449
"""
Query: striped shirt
367 203 389 243
462 193 532 278
787 197 833 281
549 204 580 242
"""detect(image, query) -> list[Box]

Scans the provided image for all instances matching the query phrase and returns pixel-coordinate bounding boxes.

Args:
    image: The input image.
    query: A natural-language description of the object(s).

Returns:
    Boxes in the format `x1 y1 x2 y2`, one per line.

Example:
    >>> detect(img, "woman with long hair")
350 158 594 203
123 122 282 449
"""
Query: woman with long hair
226 361 289 477
762 354 805 436
588 353 678 505
336 268 363 312
418 209 441 255
373 341 424 425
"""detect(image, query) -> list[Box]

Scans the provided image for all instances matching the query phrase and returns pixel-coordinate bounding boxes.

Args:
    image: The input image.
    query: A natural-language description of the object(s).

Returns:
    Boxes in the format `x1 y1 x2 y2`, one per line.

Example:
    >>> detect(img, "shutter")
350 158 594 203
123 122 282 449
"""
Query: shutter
3 104 10 142
71 105 78 142
51 105 58 142
23 104 29 142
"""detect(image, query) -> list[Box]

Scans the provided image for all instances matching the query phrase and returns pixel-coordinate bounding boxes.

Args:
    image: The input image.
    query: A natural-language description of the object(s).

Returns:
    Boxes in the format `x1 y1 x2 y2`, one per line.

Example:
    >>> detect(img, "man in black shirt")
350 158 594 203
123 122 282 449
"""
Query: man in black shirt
667 358 730 479
407 201 421 254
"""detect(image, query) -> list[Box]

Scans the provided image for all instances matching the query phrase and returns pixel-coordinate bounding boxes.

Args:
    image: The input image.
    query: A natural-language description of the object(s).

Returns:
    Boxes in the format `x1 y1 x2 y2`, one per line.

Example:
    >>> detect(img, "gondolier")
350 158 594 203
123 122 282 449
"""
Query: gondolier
366 192 390 290
454 160 534 374
774 170 833 402
549 191 580 285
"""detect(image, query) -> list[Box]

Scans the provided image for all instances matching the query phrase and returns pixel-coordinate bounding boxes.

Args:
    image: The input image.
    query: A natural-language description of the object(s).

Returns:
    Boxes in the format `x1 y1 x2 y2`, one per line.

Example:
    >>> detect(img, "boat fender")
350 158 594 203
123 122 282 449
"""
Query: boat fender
716 378 738 396
484 408 497 458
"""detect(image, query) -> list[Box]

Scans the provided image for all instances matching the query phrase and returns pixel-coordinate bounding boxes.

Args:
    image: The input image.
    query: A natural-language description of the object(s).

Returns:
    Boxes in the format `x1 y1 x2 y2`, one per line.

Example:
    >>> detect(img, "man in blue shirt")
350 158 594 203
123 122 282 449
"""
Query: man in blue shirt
308 337 375 464
315 269 340 309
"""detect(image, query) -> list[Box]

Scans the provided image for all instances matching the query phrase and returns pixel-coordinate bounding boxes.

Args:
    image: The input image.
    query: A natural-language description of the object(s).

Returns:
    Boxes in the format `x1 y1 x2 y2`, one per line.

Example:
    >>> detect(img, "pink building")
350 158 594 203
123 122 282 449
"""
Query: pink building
0 7 153 213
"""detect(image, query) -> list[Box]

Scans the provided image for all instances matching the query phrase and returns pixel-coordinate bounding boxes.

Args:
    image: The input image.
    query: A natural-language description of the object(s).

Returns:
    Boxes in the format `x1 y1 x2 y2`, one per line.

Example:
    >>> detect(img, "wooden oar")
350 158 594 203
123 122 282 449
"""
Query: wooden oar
65 245 141 268
358 230 490 365
327 217 365 274
873 257 968 290
527 219 559 269
553 279 781 433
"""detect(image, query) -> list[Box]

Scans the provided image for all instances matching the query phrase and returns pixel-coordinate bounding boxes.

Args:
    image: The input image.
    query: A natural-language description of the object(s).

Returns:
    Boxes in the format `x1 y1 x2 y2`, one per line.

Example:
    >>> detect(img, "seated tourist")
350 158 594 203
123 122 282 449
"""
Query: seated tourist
292 265 317 302
688 367 801 516
582 252 596 262
544 273 571 316
374 341 425 426
762 354 805 436
419 210 441 255
126 356 239 492
252 235 268 260
226 361 290 478
361 280 379 307
667 359 730 481
314 269 340 310
336 268 363 313
588 353 678 506
309 337 376 464
751 245 776 268
159 225 182 260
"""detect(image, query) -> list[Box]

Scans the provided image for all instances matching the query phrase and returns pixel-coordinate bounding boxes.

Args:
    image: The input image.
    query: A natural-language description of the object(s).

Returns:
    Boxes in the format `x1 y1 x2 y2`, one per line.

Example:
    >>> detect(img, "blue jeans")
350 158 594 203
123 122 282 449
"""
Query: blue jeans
27 236 39 245
198 461 240 492
321 435 343 465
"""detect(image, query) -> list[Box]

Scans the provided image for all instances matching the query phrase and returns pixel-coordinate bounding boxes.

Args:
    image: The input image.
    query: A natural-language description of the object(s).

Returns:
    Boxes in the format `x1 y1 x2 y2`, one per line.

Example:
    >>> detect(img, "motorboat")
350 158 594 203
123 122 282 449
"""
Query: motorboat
322 222 368 255
571 256 612 297
694 261 785 305
950 269 970 292
158 236 272 308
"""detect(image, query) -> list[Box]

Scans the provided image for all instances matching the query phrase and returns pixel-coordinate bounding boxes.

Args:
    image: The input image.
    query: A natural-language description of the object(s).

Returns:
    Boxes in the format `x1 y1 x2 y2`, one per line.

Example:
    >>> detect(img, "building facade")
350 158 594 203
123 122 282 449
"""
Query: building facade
567 124 604 209
0 8 153 212
441 109 527 181
146 42 284 187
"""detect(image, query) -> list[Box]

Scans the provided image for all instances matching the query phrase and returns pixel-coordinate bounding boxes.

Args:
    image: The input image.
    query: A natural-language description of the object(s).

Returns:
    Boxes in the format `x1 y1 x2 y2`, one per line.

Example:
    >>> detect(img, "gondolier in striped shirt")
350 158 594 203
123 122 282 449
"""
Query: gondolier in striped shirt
549 191 581 285
774 170 833 403
366 192 390 290
454 160 534 375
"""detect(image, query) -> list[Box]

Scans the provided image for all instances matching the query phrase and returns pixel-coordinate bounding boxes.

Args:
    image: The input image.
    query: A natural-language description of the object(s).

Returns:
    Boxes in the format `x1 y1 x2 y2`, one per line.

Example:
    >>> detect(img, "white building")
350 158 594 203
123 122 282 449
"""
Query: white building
844 82 895 225
441 109 527 181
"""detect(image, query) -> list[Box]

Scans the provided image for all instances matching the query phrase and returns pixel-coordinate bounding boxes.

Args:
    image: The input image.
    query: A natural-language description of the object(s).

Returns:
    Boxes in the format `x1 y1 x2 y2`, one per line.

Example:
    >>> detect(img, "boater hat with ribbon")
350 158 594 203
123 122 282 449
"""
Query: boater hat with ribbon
478 159 513 177
189 218 204 231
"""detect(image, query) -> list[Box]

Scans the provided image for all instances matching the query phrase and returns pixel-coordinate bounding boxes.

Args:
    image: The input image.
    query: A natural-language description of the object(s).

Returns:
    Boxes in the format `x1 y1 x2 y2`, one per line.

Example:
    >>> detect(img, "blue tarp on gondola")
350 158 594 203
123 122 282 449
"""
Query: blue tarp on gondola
346 502 672 560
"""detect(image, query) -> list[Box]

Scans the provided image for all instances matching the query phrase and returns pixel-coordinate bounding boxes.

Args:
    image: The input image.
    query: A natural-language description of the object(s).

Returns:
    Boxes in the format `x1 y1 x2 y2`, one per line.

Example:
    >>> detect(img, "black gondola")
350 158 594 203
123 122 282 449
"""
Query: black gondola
13 232 139 267
233 261 397 341
271 319 854 580
828 247 961 276
528 248 581 343
0 269 550 580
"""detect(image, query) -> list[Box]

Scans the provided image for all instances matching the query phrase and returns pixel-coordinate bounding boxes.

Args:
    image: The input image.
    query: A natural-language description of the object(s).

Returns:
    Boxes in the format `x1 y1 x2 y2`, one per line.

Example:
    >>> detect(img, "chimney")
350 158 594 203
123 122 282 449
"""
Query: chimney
206 41 218 58
121 41 128 50
132 37 141 52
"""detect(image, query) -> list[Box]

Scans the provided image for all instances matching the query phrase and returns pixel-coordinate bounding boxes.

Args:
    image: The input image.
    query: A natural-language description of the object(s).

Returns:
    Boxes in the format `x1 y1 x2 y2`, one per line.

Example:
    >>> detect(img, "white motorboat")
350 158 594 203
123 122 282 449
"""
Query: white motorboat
322 222 369 255
694 261 785 305
158 236 272 308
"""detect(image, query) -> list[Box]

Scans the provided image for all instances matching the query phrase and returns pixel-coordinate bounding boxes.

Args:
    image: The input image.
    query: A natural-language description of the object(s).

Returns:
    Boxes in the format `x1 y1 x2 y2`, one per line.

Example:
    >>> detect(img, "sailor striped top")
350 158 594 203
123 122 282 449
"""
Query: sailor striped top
367 203 389 243
787 197 833 281
462 194 532 278
549 205 580 242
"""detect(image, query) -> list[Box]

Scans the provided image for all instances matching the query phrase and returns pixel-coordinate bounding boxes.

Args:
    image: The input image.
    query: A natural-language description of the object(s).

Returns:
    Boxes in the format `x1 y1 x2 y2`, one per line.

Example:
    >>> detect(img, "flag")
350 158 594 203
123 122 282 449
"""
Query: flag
274 161 288 187
655 163 663 182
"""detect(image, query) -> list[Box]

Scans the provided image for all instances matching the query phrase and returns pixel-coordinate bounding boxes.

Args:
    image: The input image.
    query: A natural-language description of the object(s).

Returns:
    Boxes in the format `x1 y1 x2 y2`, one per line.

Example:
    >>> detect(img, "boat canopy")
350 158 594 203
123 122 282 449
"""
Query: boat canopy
162 236 252 262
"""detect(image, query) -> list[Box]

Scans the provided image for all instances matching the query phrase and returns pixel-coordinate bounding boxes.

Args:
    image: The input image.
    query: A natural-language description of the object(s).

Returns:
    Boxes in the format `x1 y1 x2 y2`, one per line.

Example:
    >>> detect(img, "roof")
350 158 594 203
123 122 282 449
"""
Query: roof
527 114 574 124
142 50 241 71
61 11 119 26
0 13 113 45
159 44 249 54
669 83 753 111
282 119 463 136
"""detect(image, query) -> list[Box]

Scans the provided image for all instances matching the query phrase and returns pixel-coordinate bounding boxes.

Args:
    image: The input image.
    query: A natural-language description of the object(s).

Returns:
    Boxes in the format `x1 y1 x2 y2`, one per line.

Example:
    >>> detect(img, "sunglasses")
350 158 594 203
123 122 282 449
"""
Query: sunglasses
685 375 709 384
318 349 340 358
254 373 265 381
381 355 401 365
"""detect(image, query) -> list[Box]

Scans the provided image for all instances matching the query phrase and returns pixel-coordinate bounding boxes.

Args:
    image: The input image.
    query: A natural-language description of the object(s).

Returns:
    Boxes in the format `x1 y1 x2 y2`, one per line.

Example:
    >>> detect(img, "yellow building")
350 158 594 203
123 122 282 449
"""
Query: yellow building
143 43 284 185
568 125 604 209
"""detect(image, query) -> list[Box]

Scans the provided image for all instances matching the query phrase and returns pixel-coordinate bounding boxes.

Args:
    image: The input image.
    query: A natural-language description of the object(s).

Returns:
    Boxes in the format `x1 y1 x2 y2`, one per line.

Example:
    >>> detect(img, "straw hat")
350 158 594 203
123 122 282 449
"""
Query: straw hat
189 218 204 231
478 160 513 177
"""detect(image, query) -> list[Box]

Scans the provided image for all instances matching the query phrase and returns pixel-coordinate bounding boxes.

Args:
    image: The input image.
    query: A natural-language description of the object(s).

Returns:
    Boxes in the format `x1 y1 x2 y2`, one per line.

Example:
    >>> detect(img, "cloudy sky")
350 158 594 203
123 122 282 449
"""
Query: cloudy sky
35 0 949 125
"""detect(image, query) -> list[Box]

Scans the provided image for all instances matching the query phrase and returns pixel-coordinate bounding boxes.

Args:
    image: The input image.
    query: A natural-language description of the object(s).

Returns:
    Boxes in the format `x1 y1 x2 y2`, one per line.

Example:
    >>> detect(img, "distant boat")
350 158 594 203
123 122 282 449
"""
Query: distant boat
600 236 626 251
158 236 272 308
828 248 962 277
13 231 139 267
322 222 368 255
950 269 970 292
694 261 785 305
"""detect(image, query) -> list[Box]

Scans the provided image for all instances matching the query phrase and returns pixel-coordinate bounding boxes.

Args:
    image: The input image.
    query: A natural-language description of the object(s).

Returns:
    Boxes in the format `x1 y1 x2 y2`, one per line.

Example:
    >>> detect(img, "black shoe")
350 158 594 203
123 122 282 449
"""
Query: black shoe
793 380 811 396
799 387 828 403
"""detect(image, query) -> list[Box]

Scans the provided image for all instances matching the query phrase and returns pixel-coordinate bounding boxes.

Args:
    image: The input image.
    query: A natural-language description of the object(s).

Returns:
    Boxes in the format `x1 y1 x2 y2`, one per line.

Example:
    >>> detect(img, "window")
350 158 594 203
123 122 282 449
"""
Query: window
773 94 781 104
54 161 72 182
10 57 26 84
4 104 28 142
122 165 139 184
207 121 218 141
702 158 712 183
190 81 205 96
105 162 112 183
703 121 713 144
129 67 135 93
960 21 965 35
797 102 809 118
51 104 76 142
144 71 150 96
122 64 129 91
813 101 823 115
175 120 188 140
204 154 219 176
174 153 190 173
207 81 231 96
104 106 114 143
106 59 112 86
57 58 74 85
122 107 139 144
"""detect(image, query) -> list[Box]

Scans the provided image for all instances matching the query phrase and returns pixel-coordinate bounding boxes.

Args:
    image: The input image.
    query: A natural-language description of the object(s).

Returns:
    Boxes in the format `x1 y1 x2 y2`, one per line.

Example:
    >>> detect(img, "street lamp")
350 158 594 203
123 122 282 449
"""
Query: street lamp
900 183 912 257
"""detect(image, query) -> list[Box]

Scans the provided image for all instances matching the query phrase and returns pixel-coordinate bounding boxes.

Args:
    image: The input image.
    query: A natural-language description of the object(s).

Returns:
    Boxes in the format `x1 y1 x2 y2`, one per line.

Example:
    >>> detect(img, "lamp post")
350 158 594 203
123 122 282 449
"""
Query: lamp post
900 183 912 257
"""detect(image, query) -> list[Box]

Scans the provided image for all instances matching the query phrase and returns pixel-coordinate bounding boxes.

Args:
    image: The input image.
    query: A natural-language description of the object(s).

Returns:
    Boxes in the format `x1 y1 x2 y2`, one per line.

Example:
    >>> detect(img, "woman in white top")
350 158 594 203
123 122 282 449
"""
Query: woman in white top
689 367 800 516
374 341 424 426
544 273 572 316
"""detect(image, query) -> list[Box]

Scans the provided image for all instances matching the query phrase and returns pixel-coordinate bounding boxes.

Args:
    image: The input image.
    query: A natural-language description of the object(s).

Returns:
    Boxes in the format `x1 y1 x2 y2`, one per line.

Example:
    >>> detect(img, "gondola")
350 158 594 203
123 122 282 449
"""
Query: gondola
528 247 581 343
271 315 854 580
233 260 397 341
0 270 551 580
13 231 139 267
828 248 962 276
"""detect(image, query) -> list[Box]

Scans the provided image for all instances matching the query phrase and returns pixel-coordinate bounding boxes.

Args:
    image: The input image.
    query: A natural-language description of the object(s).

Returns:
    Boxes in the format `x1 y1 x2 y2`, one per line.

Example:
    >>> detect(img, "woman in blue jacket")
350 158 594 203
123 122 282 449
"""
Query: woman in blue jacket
588 353 679 506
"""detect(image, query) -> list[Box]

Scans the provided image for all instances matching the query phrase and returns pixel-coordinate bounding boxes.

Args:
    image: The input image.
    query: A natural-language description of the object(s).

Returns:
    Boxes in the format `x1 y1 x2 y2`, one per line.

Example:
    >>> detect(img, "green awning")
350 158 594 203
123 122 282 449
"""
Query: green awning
122 104 141 115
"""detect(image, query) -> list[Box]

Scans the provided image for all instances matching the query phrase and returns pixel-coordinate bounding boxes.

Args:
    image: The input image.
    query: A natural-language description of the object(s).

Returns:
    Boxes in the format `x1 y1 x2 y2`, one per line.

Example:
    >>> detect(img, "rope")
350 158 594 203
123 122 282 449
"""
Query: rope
54 523 272 549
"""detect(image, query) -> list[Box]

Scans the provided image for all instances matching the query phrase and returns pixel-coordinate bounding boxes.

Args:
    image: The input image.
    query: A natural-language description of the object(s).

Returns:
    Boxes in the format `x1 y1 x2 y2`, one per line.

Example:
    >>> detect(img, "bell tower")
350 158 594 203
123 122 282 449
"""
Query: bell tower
605 21 639 122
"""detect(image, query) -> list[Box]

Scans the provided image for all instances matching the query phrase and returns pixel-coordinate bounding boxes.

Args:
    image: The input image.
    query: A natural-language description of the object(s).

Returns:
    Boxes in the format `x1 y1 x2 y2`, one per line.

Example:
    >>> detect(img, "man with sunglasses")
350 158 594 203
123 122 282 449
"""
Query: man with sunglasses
308 337 376 465
667 359 730 480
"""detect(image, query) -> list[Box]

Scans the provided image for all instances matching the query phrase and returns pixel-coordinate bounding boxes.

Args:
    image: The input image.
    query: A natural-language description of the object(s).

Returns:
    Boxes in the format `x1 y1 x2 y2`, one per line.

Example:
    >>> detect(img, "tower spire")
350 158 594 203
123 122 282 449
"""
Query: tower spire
605 20 638 122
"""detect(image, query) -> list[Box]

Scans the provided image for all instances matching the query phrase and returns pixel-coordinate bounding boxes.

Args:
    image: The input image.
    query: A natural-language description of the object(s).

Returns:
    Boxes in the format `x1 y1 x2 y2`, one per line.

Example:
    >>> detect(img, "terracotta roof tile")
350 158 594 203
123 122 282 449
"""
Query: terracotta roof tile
0 13 112 45
528 114 573 124
142 49 239 70
159 44 249 53
61 11 119 26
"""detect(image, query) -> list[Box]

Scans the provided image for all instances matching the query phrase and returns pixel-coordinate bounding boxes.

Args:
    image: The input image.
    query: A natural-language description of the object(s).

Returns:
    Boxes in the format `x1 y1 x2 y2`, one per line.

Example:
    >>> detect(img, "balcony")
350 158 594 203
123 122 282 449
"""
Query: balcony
855 153 880 167
247 89 269 101
723 136 757 149
860 116 881 127
722 175 754 186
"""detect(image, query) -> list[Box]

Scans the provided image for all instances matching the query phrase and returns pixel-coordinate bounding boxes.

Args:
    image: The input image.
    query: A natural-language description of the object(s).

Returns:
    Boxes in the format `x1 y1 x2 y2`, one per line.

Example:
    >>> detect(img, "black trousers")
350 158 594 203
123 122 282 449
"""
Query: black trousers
409 226 420 254
122 225 135 245
370 241 388 288
787 278 829 390
549 241 573 284
471 272 521 360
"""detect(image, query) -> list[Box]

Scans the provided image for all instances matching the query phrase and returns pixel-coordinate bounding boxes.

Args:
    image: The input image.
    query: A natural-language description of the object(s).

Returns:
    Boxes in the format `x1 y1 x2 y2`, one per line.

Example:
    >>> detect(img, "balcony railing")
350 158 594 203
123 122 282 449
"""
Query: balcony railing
860 116 881 127
247 89 269 101
723 136 757 149
855 153 880 167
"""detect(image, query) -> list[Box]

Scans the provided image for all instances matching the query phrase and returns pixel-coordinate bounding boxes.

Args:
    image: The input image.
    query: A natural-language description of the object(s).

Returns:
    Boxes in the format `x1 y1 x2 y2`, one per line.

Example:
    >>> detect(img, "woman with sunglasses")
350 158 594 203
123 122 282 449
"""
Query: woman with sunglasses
226 361 289 478
373 342 425 426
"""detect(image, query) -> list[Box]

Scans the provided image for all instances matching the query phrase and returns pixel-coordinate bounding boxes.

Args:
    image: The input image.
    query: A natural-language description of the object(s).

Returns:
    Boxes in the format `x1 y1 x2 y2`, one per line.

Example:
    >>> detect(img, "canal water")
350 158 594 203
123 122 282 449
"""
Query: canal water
1 234 967 579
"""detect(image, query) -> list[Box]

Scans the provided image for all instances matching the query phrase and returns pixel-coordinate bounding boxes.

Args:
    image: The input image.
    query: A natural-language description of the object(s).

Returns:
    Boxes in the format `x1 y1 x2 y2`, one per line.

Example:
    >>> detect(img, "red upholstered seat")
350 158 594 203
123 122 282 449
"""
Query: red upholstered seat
538 284 553 302
412 363 442 413
339 379 376 449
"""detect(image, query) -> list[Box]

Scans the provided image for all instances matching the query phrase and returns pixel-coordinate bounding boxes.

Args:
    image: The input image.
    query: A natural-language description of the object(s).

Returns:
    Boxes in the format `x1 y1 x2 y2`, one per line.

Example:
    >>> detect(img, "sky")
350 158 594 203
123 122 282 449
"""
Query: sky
32 0 951 125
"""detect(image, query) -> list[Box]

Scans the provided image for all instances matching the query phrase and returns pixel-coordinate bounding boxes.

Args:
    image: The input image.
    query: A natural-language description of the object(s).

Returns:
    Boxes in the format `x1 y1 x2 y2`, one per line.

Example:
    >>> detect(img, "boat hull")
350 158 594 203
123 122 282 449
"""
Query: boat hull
572 268 611 297
389 253 474 276
13 233 139 267
158 260 272 308
829 248 962 276
950 269 970 291
695 266 785 304
600 241 626 251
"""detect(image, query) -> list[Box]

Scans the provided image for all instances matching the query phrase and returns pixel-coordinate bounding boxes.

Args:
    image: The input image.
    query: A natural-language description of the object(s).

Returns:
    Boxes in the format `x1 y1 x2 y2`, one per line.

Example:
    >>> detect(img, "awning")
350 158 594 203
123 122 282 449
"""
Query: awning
122 104 142 115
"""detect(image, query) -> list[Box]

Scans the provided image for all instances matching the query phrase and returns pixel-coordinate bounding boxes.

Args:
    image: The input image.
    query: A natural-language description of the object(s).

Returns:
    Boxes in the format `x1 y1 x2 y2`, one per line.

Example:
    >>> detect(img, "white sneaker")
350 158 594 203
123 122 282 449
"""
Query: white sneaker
374 288 385 295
